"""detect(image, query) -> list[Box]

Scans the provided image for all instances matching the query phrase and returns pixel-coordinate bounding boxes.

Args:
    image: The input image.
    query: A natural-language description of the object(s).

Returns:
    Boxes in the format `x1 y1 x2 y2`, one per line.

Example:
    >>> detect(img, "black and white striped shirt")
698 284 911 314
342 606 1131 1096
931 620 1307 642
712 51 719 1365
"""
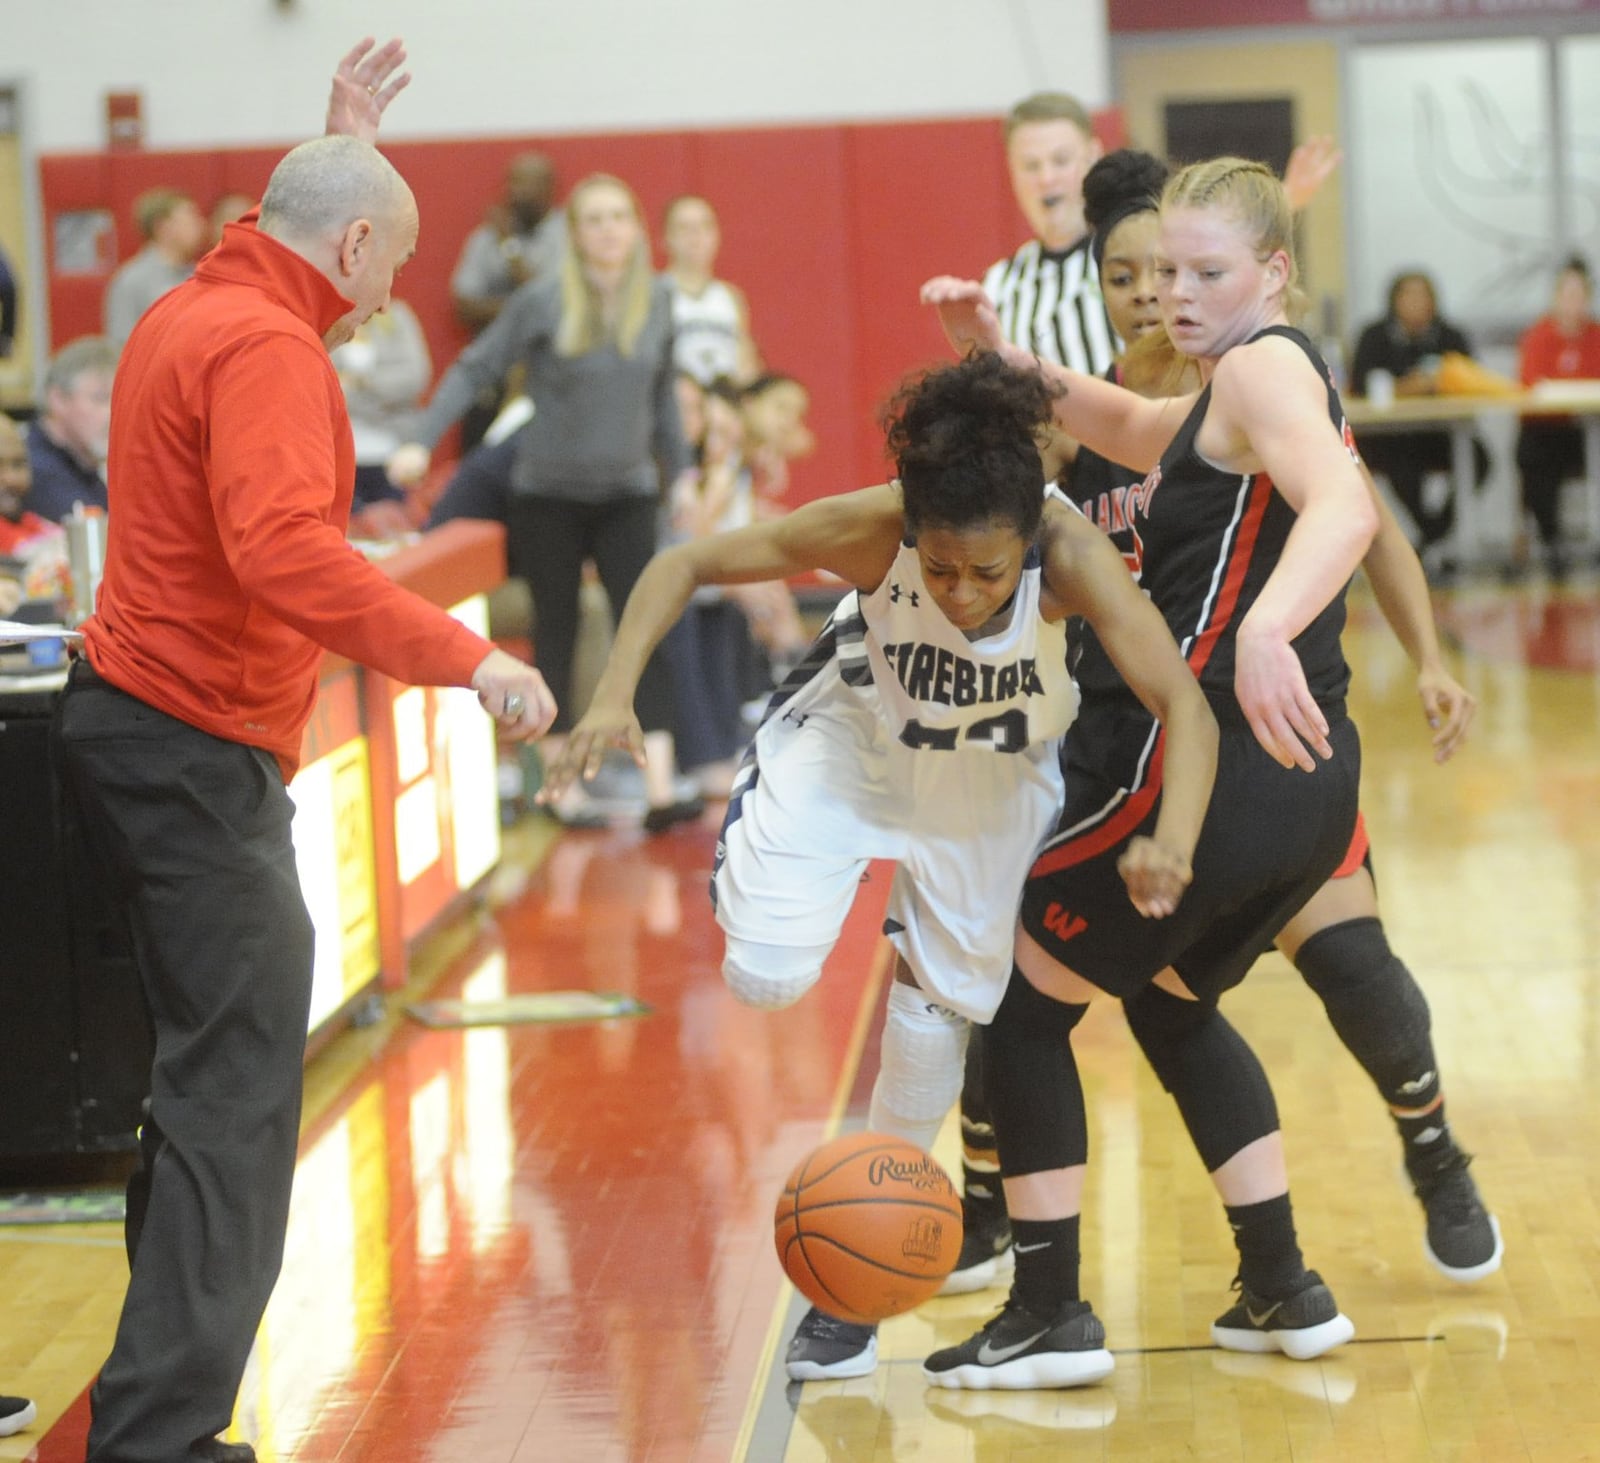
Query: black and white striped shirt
982 235 1117 375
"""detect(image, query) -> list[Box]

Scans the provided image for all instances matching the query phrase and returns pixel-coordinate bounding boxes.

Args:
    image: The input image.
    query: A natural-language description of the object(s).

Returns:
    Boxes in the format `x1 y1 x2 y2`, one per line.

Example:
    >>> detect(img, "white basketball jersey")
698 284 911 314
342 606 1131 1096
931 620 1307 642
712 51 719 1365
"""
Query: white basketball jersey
833 537 1078 753
671 280 743 385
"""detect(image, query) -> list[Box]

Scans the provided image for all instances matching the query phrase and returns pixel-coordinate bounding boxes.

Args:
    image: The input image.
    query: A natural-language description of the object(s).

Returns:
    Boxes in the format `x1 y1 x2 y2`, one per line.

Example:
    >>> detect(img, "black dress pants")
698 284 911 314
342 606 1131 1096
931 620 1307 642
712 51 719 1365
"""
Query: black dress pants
55 664 315 1463
505 492 675 735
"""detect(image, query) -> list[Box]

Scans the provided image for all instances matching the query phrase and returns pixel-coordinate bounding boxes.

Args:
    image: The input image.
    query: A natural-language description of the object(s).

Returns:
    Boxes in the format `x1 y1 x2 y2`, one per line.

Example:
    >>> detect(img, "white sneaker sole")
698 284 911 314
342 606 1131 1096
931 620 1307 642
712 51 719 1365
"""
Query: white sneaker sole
1426 1214 1504 1284
1212 1311 1355 1361
785 1333 878 1381
923 1347 1114 1390
0 1400 36 1438
938 1244 1015 1297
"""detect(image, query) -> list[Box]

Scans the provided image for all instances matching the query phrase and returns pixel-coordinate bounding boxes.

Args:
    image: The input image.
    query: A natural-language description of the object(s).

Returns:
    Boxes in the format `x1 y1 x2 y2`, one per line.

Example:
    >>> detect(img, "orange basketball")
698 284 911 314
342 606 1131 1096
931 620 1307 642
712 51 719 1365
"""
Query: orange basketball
774 1131 963 1324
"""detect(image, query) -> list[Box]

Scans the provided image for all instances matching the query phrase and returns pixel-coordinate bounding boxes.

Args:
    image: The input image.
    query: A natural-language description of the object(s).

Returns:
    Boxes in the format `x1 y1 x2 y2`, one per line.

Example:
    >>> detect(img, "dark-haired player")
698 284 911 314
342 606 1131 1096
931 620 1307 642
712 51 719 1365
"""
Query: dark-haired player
542 350 1220 1381
921 156 1380 1385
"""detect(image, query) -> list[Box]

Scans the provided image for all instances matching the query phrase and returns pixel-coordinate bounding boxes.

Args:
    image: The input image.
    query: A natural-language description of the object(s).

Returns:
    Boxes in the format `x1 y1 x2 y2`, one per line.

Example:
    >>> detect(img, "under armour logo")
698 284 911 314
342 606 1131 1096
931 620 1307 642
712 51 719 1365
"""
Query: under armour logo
782 708 810 728
889 582 920 607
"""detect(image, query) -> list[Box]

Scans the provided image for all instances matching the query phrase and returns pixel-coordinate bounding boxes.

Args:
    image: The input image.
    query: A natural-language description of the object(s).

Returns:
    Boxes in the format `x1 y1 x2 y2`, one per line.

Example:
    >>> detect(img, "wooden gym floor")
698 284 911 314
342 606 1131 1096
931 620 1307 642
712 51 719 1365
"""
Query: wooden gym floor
4 578 1600 1462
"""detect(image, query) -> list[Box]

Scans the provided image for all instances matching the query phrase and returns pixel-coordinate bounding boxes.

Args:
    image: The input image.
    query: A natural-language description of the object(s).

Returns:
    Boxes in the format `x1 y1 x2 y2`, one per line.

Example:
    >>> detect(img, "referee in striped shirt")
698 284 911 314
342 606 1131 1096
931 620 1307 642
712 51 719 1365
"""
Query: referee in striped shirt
982 92 1117 377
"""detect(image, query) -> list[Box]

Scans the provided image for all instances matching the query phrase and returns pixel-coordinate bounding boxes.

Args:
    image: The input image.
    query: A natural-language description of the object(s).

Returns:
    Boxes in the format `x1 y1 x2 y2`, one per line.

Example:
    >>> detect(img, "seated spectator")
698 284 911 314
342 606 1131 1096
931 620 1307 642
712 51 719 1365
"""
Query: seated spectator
103 188 208 348
662 382 805 796
23 336 115 521
0 412 70 604
662 195 761 386
424 430 518 529
1516 255 1600 579
738 372 815 510
674 369 707 449
0 239 16 358
332 297 432 539
1351 270 1490 579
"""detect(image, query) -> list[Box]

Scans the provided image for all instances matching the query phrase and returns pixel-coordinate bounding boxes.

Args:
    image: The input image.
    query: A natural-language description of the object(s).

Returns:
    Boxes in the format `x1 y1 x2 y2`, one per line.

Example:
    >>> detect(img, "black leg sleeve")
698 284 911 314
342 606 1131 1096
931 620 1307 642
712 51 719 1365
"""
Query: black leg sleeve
984 971 1090 1179
1124 984 1280 1173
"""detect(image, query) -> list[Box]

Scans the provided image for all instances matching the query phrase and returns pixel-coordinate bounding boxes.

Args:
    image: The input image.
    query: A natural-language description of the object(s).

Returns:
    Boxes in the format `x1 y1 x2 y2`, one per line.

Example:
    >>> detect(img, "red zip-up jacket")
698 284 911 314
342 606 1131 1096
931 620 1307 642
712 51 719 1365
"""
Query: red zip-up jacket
84 219 492 779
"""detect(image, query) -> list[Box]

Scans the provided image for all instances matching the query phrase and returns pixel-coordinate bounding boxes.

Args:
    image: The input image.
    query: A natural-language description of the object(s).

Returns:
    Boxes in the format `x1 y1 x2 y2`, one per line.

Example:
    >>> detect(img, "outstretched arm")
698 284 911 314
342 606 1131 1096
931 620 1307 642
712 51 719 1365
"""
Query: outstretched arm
919 276 1194 473
325 37 411 142
1042 506 1218 918
1359 470 1476 762
540 485 903 796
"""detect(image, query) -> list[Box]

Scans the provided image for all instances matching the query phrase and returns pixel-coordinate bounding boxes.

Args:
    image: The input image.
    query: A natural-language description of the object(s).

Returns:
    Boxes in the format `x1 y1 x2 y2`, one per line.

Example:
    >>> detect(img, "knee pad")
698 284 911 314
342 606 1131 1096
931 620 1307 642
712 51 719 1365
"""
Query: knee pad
1293 916 1437 1108
986 970 1091 1178
721 936 831 1010
867 983 970 1153
1124 984 1278 1172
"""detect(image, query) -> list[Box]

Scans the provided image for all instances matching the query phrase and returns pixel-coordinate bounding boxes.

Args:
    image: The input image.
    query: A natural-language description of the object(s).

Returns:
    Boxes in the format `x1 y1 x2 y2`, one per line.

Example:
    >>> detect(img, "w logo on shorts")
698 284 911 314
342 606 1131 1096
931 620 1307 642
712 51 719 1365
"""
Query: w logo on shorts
1042 903 1088 943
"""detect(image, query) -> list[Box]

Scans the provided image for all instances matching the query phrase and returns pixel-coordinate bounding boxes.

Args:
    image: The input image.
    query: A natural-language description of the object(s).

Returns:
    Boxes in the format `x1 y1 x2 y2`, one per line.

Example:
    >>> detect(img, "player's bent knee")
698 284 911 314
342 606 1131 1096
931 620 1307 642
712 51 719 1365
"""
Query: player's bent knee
721 936 831 1010
868 983 969 1148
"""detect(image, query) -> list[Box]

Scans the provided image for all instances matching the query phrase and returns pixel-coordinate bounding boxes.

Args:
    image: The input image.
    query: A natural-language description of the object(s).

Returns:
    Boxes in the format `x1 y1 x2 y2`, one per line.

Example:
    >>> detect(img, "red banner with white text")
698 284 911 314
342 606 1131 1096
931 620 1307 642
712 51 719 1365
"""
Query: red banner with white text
1110 0 1600 33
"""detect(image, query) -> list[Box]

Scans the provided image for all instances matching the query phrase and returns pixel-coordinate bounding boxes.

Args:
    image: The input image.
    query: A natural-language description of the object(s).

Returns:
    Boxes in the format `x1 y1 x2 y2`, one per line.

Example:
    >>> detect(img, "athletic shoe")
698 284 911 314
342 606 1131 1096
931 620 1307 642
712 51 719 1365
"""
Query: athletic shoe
1411 1150 1503 1282
0 1397 36 1438
938 1200 1014 1296
785 1307 878 1381
1210 1271 1354 1361
923 1294 1114 1389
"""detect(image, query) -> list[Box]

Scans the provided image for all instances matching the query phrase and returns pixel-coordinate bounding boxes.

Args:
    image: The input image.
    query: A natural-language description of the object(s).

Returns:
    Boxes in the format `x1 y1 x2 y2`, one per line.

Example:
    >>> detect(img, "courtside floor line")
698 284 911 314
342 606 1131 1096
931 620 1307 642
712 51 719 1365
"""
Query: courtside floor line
733 930 894 1463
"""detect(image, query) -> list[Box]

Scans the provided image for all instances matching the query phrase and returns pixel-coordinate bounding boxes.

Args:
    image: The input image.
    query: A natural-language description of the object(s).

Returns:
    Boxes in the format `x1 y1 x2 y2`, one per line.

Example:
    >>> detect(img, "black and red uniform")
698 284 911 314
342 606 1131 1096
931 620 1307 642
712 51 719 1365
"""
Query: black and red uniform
1021 326 1362 1001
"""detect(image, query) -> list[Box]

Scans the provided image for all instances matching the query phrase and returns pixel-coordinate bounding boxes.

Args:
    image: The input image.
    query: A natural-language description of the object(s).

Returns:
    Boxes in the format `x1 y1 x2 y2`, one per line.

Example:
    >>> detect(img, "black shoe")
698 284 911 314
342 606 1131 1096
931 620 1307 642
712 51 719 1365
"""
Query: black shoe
785 1306 878 1381
1210 1271 1354 1360
1411 1149 1503 1282
938 1197 1013 1296
189 1441 256 1462
643 796 705 834
0 1397 36 1438
923 1294 1113 1389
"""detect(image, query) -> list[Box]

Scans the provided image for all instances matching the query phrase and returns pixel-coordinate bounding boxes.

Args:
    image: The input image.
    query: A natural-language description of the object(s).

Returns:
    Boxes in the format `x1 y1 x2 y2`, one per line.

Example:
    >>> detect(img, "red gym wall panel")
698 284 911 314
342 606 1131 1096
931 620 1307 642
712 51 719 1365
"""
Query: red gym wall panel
690 125 858 502
840 119 1020 491
37 110 1121 499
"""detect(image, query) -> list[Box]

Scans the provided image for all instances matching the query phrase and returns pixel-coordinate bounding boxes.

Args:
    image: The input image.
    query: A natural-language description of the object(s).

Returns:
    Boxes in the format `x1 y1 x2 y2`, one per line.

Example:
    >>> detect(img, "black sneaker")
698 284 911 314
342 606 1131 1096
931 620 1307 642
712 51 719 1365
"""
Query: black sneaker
1411 1150 1503 1282
923 1294 1113 1389
785 1306 878 1381
0 1397 36 1438
938 1199 1014 1296
1211 1271 1354 1361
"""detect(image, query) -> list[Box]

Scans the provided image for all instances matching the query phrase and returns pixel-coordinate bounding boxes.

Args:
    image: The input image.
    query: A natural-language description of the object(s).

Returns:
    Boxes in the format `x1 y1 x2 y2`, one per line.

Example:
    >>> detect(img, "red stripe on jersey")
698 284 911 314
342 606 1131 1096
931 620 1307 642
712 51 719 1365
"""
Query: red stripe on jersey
1031 473 1276 883
1331 810 1369 880
1030 733 1166 878
1184 472 1275 678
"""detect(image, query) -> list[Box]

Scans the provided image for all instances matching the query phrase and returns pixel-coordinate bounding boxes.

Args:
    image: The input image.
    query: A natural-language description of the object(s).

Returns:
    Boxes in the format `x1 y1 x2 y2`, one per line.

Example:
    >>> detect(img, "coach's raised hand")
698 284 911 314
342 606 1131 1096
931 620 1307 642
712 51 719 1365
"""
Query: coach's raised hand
325 36 412 142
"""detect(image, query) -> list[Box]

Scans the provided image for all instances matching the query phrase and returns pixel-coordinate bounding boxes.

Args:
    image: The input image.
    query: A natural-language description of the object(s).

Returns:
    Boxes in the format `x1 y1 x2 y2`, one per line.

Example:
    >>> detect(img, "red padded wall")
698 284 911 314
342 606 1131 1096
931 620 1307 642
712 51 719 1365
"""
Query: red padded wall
38 110 1121 502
